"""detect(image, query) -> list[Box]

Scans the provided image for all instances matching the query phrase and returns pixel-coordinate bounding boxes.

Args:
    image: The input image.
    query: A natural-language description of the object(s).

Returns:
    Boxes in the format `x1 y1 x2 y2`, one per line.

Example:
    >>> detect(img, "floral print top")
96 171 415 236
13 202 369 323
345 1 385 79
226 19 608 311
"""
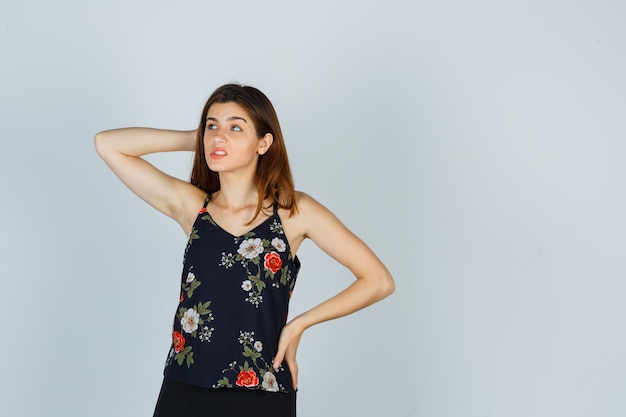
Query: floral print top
163 195 300 394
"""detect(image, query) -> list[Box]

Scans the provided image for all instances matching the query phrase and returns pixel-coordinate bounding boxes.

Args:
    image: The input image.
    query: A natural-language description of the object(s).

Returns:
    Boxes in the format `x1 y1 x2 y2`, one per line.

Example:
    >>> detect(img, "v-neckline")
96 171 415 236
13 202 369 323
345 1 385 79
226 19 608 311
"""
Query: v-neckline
202 208 276 239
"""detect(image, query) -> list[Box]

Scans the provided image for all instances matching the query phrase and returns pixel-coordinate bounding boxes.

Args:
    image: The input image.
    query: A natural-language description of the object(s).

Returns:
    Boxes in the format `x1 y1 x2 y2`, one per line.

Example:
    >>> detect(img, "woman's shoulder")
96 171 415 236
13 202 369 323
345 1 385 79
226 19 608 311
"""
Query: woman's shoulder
283 191 336 227
293 190 313 205
289 190 325 217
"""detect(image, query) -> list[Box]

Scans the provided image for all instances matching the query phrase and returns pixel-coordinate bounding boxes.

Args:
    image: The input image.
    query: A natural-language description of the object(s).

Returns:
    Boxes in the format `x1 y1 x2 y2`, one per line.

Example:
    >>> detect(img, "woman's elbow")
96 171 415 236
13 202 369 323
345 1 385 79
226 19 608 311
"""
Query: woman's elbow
375 272 395 300
94 131 108 156
384 274 396 298
94 130 120 160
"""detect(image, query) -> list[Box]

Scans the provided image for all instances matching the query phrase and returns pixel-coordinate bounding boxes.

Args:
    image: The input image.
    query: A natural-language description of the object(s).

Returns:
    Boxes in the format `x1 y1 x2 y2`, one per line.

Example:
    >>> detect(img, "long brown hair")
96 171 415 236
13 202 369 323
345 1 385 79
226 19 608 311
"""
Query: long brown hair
190 84 297 221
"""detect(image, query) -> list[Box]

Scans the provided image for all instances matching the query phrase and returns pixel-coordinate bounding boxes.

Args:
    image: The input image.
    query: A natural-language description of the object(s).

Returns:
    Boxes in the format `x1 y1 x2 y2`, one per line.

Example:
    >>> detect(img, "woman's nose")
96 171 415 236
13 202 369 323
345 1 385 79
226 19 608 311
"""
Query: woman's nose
214 128 227 144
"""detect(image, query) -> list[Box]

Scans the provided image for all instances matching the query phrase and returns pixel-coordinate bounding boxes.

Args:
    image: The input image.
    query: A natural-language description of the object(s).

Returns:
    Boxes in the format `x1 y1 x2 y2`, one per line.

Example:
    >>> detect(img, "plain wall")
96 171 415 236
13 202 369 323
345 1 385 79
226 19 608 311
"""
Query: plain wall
1 1 625 416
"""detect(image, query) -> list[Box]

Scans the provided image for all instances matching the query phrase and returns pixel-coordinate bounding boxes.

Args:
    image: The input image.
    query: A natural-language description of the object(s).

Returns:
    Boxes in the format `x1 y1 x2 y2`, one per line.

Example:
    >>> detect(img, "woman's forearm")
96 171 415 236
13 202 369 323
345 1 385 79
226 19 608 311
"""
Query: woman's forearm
289 270 395 333
94 127 196 157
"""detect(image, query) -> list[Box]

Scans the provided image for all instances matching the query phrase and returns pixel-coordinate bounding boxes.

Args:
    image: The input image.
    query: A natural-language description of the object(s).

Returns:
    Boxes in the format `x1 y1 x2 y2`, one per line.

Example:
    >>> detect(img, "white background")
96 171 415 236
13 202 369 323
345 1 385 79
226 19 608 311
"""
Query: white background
1 1 625 416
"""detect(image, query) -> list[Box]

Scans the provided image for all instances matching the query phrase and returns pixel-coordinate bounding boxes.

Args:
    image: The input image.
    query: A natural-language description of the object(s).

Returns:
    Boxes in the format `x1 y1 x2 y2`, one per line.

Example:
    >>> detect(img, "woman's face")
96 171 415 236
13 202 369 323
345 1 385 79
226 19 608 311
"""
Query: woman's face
203 102 272 175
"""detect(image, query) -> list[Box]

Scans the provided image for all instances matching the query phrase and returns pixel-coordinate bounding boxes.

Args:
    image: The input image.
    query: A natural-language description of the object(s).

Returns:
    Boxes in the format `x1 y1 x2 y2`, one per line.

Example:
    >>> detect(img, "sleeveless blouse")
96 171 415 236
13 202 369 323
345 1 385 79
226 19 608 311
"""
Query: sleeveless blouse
163 195 300 394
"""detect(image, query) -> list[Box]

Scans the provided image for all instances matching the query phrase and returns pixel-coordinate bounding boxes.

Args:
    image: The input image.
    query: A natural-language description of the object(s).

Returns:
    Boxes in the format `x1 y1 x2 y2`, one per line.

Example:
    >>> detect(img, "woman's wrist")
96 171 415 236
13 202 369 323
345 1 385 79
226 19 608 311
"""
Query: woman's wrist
287 314 312 334
185 129 197 151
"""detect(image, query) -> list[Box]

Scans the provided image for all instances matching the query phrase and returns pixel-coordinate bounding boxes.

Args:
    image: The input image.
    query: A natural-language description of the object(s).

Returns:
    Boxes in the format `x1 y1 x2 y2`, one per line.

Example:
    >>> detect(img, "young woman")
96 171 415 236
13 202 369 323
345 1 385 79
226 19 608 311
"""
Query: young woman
95 84 394 417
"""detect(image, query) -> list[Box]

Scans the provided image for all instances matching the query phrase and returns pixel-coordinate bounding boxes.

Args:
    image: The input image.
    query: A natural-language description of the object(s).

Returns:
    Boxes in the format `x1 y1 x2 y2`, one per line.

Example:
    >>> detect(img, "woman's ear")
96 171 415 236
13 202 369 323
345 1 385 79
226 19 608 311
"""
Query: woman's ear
258 133 274 155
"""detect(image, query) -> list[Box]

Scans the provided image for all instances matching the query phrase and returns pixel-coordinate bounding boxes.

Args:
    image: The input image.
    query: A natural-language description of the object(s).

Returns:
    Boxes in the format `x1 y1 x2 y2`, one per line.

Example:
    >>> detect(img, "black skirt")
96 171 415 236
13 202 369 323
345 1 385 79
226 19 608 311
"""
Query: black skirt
153 378 297 417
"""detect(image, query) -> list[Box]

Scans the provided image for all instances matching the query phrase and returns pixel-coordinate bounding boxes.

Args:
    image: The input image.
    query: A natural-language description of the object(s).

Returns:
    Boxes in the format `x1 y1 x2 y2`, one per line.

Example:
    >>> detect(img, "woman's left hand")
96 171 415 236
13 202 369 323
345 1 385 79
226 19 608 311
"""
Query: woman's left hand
273 320 305 390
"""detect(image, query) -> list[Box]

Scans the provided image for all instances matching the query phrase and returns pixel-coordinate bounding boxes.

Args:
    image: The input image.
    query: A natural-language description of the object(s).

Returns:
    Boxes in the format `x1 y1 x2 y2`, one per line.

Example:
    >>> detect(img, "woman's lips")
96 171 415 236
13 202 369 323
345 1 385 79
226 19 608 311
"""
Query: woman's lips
210 148 227 159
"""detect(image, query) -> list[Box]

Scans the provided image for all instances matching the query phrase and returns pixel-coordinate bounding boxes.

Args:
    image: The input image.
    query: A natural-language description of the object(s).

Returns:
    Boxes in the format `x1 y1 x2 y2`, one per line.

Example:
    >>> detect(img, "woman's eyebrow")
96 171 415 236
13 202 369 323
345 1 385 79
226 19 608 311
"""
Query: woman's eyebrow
206 116 248 123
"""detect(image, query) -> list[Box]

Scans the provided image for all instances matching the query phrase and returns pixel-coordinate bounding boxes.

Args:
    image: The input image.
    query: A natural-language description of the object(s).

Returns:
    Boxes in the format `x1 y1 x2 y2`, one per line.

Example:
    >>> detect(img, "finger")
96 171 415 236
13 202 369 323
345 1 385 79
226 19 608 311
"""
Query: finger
273 344 285 370
286 354 298 390
290 363 298 390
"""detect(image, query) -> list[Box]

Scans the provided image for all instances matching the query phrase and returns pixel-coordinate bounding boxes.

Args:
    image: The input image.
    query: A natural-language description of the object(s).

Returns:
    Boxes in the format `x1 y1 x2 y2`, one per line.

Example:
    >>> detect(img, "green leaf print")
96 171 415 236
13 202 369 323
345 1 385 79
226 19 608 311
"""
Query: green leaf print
188 228 199 244
175 346 193 366
185 280 201 298
280 266 289 285
196 301 212 315
217 377 233 388
249 275 266 293
200 214 214 223
243 345 262 360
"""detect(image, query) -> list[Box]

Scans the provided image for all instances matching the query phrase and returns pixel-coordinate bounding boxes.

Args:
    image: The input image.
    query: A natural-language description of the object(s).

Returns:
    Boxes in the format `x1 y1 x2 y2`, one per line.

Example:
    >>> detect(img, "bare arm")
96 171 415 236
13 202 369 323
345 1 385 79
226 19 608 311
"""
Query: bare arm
274 192 395 388
94 128 202 231
288 193 395 325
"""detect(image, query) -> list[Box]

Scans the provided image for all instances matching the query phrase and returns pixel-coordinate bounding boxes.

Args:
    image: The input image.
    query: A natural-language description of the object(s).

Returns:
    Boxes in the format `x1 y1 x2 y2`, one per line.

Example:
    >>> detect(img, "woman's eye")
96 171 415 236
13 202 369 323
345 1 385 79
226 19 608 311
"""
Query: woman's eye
231 125 242 132
206 124 217 130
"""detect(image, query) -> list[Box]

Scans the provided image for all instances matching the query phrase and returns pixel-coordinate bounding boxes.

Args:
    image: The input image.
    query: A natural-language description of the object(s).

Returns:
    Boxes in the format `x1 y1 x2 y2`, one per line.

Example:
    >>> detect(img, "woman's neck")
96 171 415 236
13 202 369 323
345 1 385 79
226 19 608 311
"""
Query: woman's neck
213 174 259 210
